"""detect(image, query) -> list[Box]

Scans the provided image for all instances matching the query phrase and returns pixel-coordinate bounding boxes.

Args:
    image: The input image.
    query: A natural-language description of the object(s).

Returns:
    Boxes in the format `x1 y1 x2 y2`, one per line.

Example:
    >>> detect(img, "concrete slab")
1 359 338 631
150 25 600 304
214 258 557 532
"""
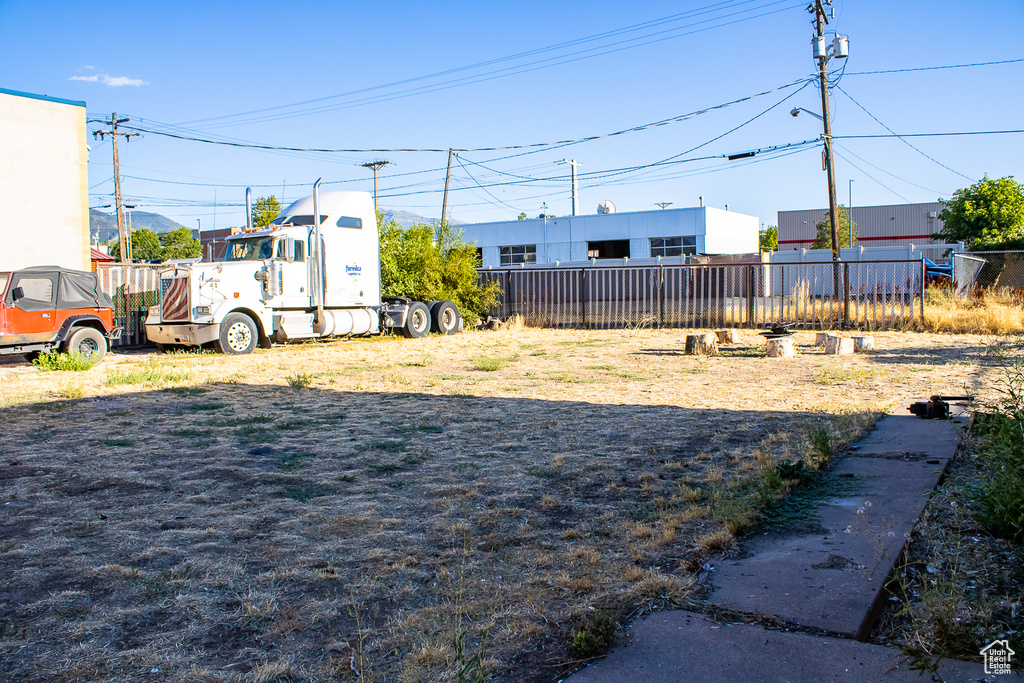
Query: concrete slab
566 611 1020 683
708 414 959 639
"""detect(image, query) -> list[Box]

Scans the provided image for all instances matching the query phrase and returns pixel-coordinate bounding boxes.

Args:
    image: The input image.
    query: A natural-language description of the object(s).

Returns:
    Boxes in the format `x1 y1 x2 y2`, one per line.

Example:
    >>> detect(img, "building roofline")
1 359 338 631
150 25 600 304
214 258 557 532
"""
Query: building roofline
0 86 86 108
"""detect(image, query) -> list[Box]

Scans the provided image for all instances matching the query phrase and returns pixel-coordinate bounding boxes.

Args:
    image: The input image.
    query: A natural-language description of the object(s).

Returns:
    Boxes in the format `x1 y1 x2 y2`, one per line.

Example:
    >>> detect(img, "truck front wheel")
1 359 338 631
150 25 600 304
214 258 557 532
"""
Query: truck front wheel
216 313 258 354
65 327 107 363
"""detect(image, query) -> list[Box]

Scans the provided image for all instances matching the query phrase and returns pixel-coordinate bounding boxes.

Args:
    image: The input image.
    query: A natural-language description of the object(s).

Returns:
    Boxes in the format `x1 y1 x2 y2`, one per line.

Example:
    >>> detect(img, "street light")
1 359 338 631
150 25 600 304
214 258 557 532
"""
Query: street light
790 107 824 121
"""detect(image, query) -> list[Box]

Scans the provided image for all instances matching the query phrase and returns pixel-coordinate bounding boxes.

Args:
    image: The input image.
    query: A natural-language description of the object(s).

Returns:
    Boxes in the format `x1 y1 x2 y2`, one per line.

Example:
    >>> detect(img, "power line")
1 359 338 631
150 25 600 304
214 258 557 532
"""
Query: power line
186 1 803 129
119 78 809 155
834 144 951 196
846 57 1024 76
834 85 973 181
833 149 912 203
834 129 1024 139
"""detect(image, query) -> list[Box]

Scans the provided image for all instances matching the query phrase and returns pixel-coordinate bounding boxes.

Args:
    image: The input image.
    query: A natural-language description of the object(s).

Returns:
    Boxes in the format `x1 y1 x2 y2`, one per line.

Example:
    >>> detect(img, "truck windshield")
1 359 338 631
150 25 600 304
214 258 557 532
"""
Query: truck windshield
226 237 275 261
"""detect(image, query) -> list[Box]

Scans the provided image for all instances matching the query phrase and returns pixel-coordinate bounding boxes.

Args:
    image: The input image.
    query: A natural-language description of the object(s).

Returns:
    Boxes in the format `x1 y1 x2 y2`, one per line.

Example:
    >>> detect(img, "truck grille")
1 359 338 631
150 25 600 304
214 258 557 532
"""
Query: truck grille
162 277 190 322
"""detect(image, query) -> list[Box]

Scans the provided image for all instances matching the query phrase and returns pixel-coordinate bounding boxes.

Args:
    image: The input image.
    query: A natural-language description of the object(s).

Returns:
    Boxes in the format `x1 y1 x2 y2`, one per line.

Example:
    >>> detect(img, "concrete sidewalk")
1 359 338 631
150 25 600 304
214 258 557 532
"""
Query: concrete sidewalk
568 410 1022 682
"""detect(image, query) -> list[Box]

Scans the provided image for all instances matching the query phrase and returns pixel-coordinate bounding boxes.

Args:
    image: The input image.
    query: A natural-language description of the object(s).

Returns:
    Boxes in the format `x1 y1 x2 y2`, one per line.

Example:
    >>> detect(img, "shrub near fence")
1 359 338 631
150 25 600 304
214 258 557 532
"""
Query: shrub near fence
96 265 163 346
479 260 924 331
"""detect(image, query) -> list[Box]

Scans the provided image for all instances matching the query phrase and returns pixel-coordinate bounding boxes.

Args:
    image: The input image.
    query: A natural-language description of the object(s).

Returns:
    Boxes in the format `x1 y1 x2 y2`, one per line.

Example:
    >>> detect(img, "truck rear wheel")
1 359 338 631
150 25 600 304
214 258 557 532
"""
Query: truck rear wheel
430 300 460 335
65 327 107 364
402 302 431 339
216 313 258 354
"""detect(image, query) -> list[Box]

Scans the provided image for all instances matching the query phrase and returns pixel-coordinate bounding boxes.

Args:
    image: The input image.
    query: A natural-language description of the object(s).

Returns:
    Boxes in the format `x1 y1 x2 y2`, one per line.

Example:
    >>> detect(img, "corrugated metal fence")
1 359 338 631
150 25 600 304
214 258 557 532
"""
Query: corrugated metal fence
479 260 923 331
97 265 163 346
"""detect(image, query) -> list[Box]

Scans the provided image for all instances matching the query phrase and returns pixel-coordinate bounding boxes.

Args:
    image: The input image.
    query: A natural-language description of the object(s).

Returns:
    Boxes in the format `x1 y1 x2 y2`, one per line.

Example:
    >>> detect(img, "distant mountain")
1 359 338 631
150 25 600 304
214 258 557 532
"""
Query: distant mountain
90 209 185 243
381 209 463 228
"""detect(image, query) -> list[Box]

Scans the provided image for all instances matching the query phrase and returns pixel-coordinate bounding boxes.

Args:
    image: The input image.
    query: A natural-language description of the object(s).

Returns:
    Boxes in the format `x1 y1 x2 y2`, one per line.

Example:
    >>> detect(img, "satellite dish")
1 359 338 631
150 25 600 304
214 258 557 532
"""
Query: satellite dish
597 200 616 214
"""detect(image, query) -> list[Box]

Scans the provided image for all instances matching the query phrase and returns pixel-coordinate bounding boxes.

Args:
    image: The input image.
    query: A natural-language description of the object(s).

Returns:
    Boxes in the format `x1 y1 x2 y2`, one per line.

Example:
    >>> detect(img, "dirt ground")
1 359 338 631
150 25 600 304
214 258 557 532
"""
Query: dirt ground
0 327 1011 682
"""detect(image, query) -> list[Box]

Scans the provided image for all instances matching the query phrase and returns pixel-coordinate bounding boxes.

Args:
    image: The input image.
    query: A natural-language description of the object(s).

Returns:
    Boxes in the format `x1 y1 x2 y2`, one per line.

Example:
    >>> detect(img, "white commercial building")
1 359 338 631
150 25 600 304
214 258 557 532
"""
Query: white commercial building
778 202 945 250
0 87 91 272
461 206 759 268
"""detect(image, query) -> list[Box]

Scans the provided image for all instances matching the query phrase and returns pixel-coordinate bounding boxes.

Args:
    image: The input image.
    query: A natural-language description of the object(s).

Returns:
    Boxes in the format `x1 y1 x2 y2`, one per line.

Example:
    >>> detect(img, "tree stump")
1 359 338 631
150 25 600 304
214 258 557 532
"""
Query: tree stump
824 335 853 355
684 333 718 356
716 329 739 344
853 336 875 352
767 337 795 358
815 332 832 346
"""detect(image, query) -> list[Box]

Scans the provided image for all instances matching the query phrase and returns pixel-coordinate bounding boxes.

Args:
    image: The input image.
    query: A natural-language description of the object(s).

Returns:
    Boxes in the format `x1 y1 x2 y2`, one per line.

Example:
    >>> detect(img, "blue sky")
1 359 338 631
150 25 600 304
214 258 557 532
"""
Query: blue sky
1 0 1021 232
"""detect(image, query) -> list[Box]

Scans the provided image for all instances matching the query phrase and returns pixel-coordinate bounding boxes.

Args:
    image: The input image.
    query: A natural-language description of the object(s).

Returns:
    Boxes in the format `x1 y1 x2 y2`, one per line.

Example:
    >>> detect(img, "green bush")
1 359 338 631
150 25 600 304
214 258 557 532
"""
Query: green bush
378 216 500 326
972 362 1024 541
33 351 98 372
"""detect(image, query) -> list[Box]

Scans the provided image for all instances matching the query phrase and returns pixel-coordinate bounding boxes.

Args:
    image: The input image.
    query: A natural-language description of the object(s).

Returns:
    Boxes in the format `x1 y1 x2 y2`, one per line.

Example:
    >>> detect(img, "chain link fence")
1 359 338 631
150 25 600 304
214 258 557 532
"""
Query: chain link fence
96 265 163 346
479 260 923 331
953 251 1024 296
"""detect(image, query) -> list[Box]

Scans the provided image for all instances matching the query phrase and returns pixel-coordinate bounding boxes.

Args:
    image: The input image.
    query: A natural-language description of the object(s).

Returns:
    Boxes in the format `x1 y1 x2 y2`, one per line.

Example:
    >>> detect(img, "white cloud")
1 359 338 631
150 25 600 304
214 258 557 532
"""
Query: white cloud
68 72 148 87
101 75 148 87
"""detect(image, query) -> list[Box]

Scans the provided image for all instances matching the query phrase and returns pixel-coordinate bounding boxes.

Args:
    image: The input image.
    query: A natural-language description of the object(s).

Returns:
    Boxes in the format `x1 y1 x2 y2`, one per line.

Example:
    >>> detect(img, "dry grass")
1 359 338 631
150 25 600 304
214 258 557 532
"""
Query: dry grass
920 286 1024 334
0 327 1011 682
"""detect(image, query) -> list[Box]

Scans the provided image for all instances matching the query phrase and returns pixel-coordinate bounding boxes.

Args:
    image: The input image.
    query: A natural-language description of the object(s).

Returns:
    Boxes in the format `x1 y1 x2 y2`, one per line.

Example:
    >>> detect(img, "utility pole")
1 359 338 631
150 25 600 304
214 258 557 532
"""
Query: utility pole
441 149 453 227
655 202 673 210
92 113 139 263
848 179 854 247
125 202 136 263
361 160 391 216
812 1 840 266
558 159 582 216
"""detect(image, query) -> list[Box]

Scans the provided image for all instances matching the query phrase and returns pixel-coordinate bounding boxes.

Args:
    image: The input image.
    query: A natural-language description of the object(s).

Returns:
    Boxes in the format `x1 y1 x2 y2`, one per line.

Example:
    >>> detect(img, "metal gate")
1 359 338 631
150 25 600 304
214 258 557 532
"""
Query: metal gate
96 265 163 346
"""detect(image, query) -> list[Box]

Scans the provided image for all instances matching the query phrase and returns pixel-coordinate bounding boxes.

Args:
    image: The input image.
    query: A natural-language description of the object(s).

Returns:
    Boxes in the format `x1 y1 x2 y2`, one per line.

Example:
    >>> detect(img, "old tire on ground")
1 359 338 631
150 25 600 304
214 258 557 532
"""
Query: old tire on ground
430 300 460 335
216 312 258 355
402 302 431 339
65 327 107 363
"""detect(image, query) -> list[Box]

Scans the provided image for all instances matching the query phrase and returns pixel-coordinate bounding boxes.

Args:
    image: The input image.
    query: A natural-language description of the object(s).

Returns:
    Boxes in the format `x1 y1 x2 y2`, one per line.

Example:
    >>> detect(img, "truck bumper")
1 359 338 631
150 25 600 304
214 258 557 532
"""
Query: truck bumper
146 322 219 347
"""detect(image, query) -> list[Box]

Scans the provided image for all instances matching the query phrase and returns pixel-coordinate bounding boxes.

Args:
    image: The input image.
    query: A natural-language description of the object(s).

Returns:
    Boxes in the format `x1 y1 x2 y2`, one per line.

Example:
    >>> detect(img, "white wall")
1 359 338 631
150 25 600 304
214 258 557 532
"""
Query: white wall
0 89 90 272
462 206 758 268
703 207 758 254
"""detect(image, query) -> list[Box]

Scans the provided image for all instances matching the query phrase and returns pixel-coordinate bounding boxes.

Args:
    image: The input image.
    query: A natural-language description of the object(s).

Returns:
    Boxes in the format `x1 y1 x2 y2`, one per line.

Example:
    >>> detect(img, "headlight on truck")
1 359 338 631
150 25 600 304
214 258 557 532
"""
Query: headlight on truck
148 305 160 316
194 305 211 316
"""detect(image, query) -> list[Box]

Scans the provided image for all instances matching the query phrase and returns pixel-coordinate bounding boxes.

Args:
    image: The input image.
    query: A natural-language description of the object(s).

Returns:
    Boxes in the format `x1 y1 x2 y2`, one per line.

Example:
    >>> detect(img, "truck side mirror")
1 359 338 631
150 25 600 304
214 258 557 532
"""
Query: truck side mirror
284 238 296 263
10 286 24 302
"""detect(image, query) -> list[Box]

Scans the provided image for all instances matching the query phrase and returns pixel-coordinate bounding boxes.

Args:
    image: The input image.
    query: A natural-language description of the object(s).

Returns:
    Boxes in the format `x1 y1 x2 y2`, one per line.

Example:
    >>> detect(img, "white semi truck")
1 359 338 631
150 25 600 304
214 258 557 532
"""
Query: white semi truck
145 182 461 354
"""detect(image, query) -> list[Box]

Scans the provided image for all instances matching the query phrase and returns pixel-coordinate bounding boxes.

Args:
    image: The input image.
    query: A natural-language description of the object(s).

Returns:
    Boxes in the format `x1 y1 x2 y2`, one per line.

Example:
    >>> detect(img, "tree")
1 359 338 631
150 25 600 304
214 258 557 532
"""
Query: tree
161 227 202 260
517 212 528 220
811 205 857 250
933 176 1024 251
251 195 282 228
759 226 778 251
109 228 164 262
378 213 499 325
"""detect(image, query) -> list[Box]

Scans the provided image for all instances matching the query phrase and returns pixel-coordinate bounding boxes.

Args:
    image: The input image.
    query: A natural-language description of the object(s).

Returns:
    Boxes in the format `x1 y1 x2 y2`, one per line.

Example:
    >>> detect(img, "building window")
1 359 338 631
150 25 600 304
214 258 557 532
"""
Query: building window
500 244 536 266
587 239 630 259
650 236 696 257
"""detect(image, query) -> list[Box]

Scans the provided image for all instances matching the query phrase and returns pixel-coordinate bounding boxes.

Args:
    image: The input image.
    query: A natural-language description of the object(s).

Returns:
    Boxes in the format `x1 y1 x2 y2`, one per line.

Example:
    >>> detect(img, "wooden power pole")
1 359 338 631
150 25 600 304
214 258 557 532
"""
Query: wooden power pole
812 1 841 266
92 113 139 263
441 149 453 227
361 160 391 215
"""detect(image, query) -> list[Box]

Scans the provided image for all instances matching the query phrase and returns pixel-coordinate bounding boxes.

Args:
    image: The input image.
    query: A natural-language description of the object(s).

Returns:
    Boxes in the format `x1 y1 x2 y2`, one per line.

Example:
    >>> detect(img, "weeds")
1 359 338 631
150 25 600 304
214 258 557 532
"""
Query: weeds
286 372 315 389
971 361 1024 541
106 361 190 387
471 355 518 372
33 351 99 372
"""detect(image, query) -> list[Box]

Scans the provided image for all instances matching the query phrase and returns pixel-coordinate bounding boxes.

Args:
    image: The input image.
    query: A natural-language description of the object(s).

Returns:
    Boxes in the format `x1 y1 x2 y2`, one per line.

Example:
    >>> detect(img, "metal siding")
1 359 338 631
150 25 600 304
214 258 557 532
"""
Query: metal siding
778 202 945 247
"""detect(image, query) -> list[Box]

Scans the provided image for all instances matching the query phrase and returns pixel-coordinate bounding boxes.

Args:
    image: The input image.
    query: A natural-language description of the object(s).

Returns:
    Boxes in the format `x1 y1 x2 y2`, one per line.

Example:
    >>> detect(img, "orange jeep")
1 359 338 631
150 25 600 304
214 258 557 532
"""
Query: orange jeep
0 266 118 363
